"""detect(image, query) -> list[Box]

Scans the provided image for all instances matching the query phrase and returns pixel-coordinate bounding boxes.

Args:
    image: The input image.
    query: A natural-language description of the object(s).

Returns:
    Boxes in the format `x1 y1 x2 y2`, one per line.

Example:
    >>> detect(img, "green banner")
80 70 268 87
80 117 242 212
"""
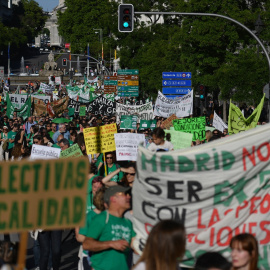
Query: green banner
173 116 206 141
120 115 138 129
228 95 264 134
60 143 83 158
139 120 157 130
165 130 193 150
68 107 75 116
79 106 86 116
6 93 31 120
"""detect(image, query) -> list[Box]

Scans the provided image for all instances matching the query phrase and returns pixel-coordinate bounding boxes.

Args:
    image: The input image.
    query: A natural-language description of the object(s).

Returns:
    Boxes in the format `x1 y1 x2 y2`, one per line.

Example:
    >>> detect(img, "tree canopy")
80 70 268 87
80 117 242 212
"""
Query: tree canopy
57 0 270 104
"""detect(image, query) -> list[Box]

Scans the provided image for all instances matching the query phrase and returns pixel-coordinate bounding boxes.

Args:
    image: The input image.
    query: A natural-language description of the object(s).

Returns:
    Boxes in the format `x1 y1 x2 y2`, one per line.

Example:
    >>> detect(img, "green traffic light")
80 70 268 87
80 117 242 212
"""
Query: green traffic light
123 22 129 28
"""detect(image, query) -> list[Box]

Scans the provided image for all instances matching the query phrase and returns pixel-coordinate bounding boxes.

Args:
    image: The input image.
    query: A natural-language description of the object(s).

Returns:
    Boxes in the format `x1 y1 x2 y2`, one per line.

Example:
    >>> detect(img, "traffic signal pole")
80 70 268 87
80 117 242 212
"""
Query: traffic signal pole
134 11 270 83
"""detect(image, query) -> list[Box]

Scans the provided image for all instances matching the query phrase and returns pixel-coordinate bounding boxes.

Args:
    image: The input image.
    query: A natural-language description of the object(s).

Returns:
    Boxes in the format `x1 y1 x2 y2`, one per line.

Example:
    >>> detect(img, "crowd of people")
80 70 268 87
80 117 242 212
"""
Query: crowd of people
0 91 263 270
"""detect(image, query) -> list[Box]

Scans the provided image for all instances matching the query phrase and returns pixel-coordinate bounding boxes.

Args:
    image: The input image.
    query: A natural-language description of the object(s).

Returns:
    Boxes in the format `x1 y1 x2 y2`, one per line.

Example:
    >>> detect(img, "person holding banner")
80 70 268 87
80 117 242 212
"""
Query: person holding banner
148 127 174 152
133 220 186 270
230 233 259 270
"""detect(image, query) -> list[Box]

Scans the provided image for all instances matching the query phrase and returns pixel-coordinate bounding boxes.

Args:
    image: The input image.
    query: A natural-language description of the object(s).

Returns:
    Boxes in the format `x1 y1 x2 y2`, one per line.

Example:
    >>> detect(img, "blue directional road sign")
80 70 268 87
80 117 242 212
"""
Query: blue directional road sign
162 80 192 87
164 95 183 99
162 88 191 95
162 72 192 79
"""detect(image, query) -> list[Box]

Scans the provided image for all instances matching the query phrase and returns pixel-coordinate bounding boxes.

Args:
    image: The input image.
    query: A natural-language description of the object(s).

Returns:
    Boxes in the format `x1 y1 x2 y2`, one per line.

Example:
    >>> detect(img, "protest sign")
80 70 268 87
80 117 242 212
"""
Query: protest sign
132 124 270 268
68 107 75 117
6 94 31 120
9 94 30 109
30 144 61 160
89 95 116 116
79 106 86 116
139 120 157 130
120 115 138 129
154 91 193 118
116 102 153 123
84 123 117 154
83 127 100 155
161 114 178 129
32 95 51 105
114 133 145 161
173 116 206 141
0 156 89 233
60 143 83 158
164 130 193 150
213 111 228 132
228 95 264 134
33 96 69 116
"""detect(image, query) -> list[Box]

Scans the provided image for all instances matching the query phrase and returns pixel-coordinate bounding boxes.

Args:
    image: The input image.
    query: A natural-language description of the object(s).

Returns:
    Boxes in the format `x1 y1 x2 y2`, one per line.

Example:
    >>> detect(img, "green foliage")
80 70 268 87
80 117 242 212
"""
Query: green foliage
56 0 269 103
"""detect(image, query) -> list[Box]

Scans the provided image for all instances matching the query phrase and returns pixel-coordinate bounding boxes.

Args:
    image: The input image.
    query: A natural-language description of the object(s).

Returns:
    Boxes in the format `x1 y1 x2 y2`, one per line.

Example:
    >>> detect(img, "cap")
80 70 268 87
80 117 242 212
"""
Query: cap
104 186 131 203
3 126 8 129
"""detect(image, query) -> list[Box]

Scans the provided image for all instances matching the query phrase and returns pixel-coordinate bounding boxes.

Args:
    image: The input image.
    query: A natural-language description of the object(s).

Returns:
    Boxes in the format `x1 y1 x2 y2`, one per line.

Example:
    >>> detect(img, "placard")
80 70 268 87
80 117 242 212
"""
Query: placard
120 115 138 129
0 157 89 233
114 133 145 161
60 143 83 158
30 144 61 160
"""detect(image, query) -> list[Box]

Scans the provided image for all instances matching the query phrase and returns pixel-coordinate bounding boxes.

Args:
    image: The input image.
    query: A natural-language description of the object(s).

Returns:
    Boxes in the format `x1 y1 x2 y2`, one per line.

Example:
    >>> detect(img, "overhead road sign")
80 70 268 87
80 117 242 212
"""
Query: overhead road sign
117 75 139 80
118 92 138 97
118 80 139 86
162 80 192 87
104 76 118 80
162 88 192 95
104 80 118 85
118 86 139 91
117 69 139 75
162 72 192 79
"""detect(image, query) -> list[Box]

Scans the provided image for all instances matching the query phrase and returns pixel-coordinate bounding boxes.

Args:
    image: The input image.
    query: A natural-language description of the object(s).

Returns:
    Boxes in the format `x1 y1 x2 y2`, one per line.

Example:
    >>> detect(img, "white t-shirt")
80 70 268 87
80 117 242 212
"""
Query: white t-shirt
133 262 145 270
147 140 174 152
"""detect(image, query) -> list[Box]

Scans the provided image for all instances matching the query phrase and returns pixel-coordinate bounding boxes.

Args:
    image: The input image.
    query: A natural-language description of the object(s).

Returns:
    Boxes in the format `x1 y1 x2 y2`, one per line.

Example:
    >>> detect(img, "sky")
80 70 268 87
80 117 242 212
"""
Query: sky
35 0 58 12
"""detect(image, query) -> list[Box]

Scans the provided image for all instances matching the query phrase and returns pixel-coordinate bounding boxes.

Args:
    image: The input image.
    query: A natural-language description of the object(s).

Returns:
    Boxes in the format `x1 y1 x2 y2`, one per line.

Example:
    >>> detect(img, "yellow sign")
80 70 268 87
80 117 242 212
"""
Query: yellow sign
83 127 100 154
118 80 139 86
83 123 117 154
0 157 89 233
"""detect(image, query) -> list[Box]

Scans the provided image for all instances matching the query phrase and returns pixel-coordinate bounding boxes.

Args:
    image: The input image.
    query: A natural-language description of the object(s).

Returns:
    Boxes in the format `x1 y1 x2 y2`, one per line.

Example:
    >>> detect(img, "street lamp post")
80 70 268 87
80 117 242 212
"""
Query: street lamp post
254 14 264 58
93 28 104 76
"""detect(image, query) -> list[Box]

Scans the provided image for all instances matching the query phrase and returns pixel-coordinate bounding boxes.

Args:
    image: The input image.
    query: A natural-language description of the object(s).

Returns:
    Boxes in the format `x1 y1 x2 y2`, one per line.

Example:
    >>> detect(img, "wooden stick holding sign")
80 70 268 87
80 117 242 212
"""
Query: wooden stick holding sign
16 232 28 270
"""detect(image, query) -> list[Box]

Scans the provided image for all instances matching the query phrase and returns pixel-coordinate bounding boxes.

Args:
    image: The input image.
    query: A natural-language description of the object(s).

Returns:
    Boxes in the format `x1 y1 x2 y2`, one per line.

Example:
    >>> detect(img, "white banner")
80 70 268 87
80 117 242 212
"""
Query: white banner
55 77 61 85
30 145 61 160
9 94 30 109
213 111 228 132
132 124 270 268
114 133 145 161
32 95 51 104
116 102 153 123
154 91 193 118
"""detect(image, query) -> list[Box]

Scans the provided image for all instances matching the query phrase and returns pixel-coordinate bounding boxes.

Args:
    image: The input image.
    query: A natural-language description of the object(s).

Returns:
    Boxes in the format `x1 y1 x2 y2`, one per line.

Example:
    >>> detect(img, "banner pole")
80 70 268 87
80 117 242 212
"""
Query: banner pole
16 231 28 270
103 153 107 176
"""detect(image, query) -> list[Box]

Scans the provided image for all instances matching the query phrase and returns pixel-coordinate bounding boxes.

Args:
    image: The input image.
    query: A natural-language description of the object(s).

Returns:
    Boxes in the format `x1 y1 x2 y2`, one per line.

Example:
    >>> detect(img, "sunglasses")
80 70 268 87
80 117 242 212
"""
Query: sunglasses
106 157 113 160
126 173 135 176
33 140 39 143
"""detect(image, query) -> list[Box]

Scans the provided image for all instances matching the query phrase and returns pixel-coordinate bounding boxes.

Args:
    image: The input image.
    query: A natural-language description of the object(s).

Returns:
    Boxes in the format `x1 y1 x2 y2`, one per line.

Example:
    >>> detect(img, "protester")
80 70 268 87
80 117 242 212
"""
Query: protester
58 138 70 151
148 127 174 151
133 219 186 270
25 116 36 135
7 123 19 159
83 186 136 270
52 123 70 143
98 151 124 182
230 233 258 270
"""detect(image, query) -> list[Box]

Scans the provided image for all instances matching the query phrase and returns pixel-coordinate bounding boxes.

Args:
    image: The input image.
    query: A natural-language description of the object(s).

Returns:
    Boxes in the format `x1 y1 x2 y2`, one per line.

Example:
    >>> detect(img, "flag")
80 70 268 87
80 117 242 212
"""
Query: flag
228 95 265 134
47 102 55 118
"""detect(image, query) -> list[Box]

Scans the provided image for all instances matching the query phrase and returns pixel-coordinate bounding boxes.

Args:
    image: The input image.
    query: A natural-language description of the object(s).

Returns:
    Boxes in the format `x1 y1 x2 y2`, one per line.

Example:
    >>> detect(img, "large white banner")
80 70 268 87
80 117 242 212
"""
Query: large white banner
114 133 145 161
30 145 61 160
213 111 228 132
132 124 270 269
116 102 153 123
154 91 193 118
9 94 30 109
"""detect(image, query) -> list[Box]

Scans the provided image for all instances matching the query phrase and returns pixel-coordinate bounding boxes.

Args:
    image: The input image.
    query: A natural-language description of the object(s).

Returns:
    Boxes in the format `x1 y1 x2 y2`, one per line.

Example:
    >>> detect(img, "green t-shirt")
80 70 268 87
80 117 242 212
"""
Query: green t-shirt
27 133 33 146
49 131 55 139
87 211 136 270
7 131 17 149
52 143 61 148
79 210 98 255
98 163 124 182
86 175 97 212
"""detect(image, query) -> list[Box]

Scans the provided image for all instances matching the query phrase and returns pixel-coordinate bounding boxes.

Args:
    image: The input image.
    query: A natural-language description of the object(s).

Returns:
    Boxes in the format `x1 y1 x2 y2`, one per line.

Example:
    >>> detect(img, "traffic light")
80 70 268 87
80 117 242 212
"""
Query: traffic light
118 4 134 32
199 85 206 100
62 58 67 66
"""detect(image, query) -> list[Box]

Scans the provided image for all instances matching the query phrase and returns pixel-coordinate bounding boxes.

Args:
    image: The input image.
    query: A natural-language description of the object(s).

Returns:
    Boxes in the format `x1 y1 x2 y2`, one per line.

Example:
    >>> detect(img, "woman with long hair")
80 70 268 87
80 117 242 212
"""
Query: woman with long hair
230 233 258 270
133 220 186 270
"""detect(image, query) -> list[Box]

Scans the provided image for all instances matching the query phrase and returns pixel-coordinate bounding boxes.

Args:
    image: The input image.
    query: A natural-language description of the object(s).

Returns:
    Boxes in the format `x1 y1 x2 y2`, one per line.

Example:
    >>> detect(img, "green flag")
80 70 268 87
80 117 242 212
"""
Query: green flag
228 95 265 134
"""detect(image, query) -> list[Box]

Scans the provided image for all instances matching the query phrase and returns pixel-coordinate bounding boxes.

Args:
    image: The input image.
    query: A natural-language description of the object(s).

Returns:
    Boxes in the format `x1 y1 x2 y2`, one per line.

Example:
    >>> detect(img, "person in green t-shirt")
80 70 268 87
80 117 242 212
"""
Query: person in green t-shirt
98 152 124 182
7 124 19 159
83 185 136 270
